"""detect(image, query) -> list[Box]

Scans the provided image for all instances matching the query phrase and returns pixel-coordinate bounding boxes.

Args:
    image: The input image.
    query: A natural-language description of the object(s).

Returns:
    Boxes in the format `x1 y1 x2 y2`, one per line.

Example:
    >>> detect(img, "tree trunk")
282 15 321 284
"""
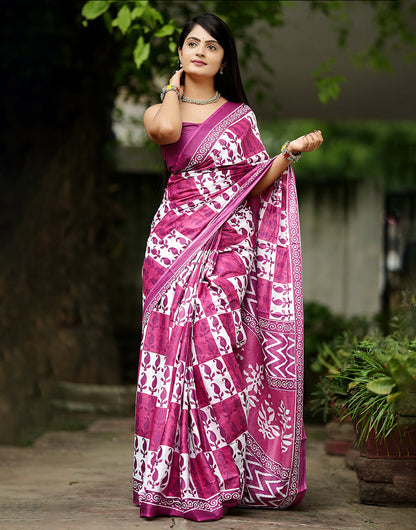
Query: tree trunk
0 1 122 443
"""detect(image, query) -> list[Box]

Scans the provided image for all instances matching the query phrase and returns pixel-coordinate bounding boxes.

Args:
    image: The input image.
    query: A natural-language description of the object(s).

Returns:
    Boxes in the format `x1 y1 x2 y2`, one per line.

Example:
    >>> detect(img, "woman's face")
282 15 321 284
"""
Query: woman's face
179 24 224 80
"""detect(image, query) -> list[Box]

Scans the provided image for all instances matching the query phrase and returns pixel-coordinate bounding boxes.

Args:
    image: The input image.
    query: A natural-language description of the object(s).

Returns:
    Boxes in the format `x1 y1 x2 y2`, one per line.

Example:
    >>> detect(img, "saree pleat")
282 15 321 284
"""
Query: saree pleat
134 102 305 520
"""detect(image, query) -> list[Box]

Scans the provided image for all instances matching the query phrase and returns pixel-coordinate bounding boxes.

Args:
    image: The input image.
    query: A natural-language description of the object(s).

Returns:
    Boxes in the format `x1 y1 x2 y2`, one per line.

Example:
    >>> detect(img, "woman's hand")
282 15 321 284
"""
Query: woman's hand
250 130 323 196
289 130 323 154
169 68 184 98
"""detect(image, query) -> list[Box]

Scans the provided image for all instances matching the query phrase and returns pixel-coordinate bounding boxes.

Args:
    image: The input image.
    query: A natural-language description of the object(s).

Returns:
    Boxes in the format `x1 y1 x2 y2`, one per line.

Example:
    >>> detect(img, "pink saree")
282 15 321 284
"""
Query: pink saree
133 101 306 521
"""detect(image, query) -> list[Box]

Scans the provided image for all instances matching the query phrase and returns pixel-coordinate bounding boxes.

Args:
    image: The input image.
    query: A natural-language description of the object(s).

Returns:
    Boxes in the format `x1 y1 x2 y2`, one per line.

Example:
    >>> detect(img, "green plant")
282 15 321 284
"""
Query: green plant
303 303 370 421
335 336 416 444
313 296 416 448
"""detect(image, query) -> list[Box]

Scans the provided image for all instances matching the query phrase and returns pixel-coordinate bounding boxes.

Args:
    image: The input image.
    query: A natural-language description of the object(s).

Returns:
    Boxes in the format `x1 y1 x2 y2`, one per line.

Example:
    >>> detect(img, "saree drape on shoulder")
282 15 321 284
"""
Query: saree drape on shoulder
133 101 306 521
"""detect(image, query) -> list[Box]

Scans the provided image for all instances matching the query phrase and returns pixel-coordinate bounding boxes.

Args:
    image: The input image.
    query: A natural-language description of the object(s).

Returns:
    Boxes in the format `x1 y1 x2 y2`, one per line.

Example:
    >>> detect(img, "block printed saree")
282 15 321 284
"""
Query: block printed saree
133 101 306 521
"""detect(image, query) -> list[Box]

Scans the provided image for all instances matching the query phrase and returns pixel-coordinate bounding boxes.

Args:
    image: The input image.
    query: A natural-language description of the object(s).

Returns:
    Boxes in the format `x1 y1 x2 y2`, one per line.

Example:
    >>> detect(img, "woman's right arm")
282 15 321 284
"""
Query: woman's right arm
143 69 183 145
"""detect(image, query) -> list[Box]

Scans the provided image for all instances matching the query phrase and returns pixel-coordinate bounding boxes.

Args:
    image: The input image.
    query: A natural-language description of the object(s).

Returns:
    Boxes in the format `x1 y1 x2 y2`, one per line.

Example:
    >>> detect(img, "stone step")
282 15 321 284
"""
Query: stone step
356 456 416 505
49 381 136 415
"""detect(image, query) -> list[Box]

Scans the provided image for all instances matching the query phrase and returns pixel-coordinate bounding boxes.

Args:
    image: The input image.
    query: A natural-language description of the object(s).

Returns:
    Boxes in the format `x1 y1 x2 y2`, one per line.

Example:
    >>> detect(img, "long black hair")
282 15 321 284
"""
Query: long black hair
178 14 249 105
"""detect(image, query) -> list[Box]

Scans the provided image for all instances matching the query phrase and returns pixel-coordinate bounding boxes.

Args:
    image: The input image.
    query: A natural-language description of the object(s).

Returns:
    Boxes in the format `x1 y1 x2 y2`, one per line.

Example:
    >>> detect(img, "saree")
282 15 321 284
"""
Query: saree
133 101 306 521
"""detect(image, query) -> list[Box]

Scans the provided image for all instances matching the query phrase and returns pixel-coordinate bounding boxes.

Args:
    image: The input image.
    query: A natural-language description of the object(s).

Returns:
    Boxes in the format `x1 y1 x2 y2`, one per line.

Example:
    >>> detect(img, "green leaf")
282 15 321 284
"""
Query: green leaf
114 5 131 35
366 377 396 395
130 5 145 21
81 1 109 20
168 40 177 54
313 58 346 103
317 75 346 103
155 24 175 38
134 36 150 70
141 6 163 27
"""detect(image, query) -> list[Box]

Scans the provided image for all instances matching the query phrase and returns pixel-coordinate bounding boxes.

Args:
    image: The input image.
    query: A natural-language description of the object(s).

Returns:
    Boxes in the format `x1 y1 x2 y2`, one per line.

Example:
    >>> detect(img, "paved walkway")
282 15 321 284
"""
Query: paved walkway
0 419 415 529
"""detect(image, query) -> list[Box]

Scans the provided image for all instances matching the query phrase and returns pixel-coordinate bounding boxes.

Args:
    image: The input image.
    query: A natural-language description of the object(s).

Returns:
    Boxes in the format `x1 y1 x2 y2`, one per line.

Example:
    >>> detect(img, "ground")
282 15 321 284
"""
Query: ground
0 420 415 529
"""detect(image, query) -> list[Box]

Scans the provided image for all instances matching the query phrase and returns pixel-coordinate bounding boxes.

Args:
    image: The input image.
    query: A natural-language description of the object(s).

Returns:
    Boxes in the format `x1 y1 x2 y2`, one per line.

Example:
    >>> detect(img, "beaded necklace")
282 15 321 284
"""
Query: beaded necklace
181 91 221 105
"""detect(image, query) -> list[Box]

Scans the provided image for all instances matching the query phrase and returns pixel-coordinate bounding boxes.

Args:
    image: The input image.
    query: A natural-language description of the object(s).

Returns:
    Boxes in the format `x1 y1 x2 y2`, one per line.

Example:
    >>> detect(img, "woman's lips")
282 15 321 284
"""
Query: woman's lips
192 60 206 66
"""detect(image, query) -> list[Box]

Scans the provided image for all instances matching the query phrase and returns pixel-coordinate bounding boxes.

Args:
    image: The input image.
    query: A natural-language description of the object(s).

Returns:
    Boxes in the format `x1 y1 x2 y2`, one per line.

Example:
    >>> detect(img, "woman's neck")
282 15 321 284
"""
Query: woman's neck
182 76 217 100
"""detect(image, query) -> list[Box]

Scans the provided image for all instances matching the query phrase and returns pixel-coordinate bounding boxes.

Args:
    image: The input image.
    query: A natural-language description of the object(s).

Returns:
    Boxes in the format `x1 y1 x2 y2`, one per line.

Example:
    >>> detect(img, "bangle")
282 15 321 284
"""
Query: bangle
281 140 302 163
160 84 181 102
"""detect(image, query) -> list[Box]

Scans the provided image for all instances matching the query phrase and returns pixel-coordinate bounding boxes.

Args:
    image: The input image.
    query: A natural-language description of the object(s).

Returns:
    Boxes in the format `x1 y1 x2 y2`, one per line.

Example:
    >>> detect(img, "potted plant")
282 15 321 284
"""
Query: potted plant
310 329 366 456
334 336 416 452
314 295 416 504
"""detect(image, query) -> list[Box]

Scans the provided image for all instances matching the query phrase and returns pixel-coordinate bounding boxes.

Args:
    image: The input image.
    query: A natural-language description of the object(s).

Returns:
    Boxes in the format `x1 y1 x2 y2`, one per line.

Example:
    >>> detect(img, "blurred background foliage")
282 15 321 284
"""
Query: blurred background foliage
81 1 416 191
81 0 416 105
260 120 416 189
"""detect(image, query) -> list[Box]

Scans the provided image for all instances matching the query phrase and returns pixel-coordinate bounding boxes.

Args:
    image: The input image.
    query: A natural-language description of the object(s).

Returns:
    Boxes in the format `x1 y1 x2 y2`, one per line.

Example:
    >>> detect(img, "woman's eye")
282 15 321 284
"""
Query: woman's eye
188 41 197 47
208 45 217 51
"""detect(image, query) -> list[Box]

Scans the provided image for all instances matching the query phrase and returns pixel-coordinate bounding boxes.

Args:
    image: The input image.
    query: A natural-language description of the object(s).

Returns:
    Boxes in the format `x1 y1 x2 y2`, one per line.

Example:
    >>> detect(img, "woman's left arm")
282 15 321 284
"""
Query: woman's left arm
250 130 323 197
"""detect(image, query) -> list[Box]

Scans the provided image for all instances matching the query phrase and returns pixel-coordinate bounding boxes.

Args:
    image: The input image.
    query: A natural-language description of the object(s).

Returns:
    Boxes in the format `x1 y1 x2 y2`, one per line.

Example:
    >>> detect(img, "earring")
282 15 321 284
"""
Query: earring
220 65 224 75
179 59 182 68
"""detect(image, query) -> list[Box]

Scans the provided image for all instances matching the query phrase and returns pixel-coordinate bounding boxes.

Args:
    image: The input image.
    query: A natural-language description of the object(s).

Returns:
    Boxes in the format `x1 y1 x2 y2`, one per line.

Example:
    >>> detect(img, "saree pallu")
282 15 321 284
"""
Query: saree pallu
133 102 306 521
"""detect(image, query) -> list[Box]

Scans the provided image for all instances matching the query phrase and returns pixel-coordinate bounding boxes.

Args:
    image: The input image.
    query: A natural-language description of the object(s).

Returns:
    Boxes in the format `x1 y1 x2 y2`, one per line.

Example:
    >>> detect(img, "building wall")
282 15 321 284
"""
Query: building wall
298 178 383 316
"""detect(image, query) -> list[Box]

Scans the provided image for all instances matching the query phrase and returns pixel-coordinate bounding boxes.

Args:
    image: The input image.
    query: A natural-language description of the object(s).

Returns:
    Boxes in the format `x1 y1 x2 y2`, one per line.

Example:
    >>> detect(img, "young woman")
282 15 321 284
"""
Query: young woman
133 13 323 521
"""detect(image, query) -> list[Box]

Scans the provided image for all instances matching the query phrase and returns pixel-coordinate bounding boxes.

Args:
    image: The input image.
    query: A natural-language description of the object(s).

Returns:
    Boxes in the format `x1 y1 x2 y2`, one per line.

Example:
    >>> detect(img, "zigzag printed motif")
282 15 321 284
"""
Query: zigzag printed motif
239 453 288 507
261 329 296 379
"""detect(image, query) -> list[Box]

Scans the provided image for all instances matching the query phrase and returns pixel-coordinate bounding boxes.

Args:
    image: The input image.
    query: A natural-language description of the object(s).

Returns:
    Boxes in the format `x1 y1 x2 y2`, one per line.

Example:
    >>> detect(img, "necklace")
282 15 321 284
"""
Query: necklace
181 91 221 105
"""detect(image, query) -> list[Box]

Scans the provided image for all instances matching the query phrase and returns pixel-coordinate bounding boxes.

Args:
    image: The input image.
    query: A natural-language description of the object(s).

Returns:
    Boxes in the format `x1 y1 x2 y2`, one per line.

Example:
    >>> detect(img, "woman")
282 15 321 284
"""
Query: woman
133 13 323 521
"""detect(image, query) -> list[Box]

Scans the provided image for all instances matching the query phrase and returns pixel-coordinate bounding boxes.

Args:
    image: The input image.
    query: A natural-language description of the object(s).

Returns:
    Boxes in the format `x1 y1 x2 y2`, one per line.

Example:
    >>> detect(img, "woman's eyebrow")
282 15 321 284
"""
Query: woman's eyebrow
186 36 220 45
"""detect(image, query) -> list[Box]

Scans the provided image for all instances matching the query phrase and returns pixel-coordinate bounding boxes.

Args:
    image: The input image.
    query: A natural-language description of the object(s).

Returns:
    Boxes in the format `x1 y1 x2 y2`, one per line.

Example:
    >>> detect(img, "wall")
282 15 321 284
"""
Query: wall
298 178 383 317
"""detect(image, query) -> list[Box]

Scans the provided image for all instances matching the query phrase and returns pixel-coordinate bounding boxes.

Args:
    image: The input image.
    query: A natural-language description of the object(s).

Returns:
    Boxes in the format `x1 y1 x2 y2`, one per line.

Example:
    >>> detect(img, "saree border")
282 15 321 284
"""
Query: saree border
238 166 305 509
278 164 305 508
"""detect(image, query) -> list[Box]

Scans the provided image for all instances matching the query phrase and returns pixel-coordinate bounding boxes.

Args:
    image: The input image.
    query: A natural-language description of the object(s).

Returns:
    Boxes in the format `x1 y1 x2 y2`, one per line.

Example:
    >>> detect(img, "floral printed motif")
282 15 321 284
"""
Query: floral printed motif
257 398 293 453
244 363 293 452
243 363 264 408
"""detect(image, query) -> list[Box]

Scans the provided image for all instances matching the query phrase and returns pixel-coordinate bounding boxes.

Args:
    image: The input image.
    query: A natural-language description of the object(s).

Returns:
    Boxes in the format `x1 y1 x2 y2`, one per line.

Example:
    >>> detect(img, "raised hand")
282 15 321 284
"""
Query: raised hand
169 68 184 97
289 130 323 153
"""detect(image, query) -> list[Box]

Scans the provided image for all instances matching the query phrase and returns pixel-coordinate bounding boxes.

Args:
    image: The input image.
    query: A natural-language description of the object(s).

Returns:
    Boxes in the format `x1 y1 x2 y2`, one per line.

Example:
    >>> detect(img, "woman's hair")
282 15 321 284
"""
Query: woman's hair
178 14 249 105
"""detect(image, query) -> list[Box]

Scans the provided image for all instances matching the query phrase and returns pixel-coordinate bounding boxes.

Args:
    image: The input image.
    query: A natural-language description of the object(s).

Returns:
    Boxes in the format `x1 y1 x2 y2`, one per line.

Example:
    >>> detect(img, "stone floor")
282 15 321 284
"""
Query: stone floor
0 419 415 529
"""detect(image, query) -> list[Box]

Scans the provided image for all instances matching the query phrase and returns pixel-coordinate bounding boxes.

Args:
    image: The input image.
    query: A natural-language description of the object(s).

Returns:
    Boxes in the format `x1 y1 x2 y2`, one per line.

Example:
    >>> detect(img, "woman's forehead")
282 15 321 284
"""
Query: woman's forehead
185 24 220 44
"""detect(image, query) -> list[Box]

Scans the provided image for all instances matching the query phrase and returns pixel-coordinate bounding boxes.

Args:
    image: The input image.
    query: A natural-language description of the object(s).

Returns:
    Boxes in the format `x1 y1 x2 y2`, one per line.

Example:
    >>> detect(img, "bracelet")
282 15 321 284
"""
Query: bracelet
160 85 181 102
281 140 302 163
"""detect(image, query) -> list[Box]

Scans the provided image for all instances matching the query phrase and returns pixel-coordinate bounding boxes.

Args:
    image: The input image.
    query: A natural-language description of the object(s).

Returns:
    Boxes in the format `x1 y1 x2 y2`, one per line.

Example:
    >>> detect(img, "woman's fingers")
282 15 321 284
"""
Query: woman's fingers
169 68 183 87
290 130 323 153
303 131 323 151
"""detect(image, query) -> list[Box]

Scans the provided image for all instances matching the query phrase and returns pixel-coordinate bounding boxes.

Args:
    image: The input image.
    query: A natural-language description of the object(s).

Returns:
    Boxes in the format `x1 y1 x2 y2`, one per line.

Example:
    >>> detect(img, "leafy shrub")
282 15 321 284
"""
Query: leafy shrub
312 293 416 445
